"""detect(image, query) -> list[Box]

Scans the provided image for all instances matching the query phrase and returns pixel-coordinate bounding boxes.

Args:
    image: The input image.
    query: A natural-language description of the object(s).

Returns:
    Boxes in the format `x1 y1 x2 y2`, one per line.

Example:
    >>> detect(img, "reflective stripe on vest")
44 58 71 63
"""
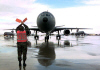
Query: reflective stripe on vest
17 30 27 42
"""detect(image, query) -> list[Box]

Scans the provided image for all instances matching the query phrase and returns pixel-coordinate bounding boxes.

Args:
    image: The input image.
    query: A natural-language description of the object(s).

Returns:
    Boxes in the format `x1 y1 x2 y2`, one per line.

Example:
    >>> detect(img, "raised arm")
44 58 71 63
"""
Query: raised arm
16 24 22 33
23 23 30 36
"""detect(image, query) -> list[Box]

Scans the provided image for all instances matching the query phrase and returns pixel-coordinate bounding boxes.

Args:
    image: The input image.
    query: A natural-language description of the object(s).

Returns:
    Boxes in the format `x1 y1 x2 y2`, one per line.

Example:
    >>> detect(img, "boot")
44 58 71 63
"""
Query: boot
23 60 26 66
19 61 21 66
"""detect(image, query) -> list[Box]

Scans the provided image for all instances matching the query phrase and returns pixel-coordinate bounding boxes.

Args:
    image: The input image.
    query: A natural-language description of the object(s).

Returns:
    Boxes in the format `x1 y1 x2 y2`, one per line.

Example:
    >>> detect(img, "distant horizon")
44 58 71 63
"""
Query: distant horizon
1 31 100 35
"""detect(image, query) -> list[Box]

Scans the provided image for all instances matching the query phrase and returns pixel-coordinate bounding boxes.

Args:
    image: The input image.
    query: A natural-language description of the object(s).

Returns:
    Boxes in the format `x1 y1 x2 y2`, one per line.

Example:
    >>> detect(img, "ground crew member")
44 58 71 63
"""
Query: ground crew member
16 22 30 66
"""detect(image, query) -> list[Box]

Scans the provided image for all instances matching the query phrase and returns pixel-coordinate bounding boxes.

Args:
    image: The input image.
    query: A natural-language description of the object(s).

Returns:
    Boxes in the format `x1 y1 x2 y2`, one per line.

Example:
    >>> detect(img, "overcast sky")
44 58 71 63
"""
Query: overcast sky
0 0 100 34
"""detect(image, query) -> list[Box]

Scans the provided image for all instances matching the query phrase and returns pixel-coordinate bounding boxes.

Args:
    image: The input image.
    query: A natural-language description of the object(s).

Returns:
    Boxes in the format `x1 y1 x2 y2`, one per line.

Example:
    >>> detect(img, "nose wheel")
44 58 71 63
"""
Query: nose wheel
45 35 49 42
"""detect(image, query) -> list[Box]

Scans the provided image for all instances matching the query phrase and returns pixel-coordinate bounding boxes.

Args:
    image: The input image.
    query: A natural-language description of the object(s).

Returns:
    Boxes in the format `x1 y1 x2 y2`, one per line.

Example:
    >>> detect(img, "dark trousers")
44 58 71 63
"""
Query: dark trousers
17 42 27 61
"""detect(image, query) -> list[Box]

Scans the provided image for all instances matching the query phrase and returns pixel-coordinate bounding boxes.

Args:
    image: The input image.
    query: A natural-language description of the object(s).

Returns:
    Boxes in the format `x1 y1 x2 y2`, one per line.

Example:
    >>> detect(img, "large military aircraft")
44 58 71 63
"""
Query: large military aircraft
75 31 86 36
4 30 14 38
29 11 91 41
6 11 90 42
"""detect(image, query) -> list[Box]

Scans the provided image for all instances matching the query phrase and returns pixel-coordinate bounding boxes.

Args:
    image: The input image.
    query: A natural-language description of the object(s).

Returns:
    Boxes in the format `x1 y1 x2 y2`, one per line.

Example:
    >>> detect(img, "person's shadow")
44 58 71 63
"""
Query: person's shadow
19 66 22 70
19 66 26 70
37 42 56 67
23 66 26 70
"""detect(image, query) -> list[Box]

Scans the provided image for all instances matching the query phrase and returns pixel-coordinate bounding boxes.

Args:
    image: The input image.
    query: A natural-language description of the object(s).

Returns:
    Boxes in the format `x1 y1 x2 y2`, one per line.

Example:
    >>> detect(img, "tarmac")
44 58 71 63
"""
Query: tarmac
0 35 100 70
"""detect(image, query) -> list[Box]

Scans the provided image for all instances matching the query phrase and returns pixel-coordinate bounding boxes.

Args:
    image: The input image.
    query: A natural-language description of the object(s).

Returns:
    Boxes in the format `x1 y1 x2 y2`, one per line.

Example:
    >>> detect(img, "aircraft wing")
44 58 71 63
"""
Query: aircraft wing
4 29 16 30
54 27 91 31
54 27 67 31
29 28 40 31
4 28 41 31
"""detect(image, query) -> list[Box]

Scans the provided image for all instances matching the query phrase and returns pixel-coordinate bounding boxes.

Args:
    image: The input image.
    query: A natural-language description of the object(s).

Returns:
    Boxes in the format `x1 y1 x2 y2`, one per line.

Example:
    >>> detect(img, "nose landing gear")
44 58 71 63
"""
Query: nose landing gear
45 35 49 42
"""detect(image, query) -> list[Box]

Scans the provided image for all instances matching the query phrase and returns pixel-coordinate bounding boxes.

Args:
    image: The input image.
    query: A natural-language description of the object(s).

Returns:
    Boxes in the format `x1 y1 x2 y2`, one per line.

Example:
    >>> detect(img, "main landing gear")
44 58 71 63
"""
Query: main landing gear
34 35 39 40
56 31 61 40
56 35 61 40
34 31 39 40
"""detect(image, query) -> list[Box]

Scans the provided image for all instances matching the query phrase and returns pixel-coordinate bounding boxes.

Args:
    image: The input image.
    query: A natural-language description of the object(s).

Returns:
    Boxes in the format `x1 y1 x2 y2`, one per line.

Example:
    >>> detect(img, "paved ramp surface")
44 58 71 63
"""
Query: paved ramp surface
0 36 100 70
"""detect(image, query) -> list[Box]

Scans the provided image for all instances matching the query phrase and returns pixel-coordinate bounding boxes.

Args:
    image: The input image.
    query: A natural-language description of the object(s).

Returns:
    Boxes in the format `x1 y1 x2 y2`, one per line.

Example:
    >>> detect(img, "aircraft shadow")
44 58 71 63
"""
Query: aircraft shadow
37 42 56 67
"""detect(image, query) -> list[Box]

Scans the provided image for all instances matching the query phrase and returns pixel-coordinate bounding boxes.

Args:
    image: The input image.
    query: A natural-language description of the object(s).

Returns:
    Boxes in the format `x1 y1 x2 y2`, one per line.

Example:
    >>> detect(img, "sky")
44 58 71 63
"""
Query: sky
0 0 100 34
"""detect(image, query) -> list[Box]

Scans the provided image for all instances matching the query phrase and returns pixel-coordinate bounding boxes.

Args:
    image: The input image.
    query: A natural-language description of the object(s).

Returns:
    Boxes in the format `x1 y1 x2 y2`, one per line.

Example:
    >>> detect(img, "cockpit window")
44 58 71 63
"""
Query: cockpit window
46 14 50 16
41 14 45 16
41 13 50 16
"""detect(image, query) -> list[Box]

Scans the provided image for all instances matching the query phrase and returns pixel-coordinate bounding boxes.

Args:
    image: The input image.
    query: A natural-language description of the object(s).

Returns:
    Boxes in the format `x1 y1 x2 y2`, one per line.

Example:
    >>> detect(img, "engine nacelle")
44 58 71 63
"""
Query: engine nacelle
64 30 70 35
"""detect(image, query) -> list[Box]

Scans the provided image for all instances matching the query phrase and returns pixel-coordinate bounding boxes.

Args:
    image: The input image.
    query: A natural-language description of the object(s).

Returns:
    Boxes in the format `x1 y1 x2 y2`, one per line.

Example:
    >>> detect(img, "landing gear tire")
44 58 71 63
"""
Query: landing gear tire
34 35 39 40
56 35 61 40
45 36 49 42
82 34 84 36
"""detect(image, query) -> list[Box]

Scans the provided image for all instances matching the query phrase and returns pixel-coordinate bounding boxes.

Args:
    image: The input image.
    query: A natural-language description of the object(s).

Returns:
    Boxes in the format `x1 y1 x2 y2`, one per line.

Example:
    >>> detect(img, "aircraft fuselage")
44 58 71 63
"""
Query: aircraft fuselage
75 31 85 35
37 11 55 33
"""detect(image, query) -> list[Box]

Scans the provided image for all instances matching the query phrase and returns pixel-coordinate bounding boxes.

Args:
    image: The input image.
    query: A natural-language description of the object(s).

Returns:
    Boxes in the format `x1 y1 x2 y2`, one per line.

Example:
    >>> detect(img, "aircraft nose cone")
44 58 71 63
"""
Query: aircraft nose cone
43 17 48 22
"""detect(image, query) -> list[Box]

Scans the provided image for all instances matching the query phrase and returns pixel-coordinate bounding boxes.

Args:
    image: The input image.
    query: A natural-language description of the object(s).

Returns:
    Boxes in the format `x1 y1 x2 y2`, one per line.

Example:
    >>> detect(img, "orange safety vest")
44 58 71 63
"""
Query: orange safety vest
17 30 27 42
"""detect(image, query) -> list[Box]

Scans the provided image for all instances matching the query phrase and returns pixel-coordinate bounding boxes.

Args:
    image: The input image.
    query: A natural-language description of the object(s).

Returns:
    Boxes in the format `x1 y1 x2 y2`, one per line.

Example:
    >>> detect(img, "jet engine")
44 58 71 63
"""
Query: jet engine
64 30 70 35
